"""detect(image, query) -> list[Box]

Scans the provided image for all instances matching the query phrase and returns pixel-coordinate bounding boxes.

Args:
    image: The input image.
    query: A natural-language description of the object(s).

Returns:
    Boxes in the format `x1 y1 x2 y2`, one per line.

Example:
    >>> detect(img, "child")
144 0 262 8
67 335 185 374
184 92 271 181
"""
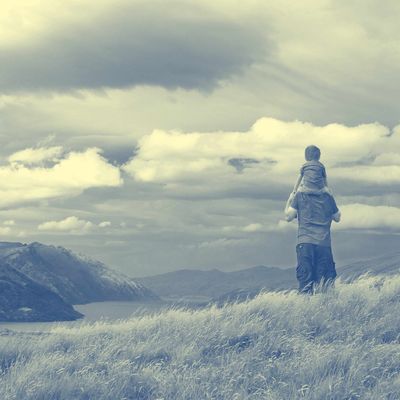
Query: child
292 145 332 195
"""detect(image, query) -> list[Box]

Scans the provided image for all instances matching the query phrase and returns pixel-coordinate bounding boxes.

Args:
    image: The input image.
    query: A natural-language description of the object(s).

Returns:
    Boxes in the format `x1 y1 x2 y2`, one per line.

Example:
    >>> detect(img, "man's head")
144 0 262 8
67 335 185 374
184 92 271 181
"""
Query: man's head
305 145 321 161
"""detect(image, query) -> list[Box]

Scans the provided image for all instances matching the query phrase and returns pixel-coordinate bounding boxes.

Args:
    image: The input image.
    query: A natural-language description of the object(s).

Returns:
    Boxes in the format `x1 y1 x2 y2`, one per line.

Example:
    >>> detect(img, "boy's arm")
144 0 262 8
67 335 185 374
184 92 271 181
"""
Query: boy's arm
293 174 303 194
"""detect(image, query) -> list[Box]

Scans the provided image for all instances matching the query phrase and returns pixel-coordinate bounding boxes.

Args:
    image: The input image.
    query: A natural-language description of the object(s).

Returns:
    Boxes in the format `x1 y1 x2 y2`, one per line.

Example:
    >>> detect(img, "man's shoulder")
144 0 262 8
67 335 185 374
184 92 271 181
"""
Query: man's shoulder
294 192 336 207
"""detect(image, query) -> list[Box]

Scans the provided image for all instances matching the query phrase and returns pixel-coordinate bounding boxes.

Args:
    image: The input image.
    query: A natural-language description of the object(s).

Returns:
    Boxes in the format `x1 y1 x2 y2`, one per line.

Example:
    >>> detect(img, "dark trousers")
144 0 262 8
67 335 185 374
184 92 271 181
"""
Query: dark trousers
296 243 337 294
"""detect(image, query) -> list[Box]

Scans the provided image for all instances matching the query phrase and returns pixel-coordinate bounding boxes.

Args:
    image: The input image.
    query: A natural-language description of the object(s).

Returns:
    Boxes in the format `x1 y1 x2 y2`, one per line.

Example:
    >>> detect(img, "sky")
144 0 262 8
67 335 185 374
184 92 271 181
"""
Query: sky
1 0 400 277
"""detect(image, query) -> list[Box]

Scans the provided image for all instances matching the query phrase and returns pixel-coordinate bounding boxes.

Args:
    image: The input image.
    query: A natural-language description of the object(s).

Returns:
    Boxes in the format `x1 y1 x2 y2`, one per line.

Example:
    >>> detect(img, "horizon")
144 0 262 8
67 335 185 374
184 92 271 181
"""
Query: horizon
0 1 400 276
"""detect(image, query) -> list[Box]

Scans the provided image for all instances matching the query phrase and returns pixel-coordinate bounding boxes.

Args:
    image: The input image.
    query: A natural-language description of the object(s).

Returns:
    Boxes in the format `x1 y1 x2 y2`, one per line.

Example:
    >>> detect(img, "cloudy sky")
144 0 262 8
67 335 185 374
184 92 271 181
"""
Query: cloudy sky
1 0 400 276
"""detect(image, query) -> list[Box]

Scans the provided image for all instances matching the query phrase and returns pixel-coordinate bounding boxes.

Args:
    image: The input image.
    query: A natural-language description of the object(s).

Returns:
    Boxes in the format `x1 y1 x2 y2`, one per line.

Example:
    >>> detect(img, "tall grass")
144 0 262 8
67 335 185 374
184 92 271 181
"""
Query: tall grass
1 275 400 399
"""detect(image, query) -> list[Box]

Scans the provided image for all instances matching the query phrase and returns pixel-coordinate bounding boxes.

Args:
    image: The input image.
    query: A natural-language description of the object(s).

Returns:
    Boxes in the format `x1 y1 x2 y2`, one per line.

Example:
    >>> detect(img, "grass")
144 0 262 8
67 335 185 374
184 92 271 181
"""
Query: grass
0 274 400 399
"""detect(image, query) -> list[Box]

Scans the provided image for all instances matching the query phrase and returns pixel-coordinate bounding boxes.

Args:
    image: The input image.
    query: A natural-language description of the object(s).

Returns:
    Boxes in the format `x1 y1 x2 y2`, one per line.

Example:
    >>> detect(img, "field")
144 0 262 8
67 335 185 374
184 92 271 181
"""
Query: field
0 275 400 400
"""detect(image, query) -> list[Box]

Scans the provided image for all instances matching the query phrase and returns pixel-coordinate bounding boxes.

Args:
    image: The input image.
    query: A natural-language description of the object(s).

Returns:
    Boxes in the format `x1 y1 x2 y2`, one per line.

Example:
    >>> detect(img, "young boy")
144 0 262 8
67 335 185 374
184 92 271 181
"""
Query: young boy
292 145 332 195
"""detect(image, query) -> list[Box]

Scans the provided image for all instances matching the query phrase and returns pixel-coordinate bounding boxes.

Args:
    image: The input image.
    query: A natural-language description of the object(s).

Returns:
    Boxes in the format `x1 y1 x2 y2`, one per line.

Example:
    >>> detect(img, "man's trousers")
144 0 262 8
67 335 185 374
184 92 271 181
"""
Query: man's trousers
296 243 337 294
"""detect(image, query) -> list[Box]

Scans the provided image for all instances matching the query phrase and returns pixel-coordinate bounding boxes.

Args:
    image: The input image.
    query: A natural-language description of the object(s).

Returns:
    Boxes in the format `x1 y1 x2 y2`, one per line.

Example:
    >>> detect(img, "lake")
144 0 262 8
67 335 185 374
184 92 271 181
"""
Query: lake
0 297 210 332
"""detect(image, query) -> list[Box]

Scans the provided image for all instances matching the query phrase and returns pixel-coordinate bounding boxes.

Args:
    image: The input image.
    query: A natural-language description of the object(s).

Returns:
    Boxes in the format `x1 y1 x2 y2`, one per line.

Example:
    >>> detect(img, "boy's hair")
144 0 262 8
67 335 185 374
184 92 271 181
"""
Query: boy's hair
305 145 321 161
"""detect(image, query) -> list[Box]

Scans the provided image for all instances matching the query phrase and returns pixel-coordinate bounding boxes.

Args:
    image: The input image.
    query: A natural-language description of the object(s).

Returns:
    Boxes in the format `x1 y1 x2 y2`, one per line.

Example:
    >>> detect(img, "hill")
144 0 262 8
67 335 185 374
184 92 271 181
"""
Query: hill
0 242 158 304
0 274 399 399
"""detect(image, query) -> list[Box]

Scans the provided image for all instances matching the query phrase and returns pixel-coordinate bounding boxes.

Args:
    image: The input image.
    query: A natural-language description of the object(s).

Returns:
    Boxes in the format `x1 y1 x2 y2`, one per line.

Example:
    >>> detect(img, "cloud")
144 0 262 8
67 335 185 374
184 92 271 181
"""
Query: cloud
242 223 263 232
3 220 15 226
123 117 399 198
334 204 400 232
8 146 63 165
38 216 94 233
0 227 11 235
0 147 122 208
0 0 265 93
99 221 111 228
198 237 250 249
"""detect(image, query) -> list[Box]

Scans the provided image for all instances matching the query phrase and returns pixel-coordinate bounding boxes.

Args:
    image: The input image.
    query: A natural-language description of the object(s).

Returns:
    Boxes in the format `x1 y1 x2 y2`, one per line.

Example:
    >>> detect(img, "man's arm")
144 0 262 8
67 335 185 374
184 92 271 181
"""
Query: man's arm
330 195 340 222
285 192 297 222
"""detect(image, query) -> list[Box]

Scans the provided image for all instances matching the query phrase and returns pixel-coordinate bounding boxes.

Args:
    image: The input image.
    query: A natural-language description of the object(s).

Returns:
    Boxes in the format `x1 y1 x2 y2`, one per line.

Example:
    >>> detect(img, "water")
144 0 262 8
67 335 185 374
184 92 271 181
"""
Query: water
0 297 210 333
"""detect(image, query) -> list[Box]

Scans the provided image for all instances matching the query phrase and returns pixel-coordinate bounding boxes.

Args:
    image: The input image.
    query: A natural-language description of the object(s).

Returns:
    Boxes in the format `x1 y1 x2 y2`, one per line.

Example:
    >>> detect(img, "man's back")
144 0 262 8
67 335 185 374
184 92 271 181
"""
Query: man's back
291 192 339 247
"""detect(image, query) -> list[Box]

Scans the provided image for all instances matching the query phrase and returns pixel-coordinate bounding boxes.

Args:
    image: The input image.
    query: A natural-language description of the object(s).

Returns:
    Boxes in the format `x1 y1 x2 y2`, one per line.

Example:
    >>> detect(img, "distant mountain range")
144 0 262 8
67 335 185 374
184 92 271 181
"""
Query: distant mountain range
136 253 400 305
136 265 297 302
0 242 158 322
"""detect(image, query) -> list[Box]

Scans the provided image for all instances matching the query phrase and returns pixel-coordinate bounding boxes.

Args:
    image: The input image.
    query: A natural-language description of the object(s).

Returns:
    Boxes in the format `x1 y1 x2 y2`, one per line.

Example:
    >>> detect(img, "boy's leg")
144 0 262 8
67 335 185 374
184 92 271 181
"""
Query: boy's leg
296 243 316 294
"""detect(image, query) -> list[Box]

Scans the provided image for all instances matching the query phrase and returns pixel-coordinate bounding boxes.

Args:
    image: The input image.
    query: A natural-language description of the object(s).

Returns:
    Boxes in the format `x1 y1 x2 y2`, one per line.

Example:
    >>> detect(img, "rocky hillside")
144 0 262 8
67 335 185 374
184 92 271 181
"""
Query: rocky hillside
0 242 159 305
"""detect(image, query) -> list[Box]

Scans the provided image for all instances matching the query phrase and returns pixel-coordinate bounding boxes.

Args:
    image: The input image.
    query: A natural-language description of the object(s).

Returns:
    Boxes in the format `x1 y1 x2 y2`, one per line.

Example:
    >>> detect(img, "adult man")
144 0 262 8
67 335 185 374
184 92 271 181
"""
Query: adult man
285 191 341 294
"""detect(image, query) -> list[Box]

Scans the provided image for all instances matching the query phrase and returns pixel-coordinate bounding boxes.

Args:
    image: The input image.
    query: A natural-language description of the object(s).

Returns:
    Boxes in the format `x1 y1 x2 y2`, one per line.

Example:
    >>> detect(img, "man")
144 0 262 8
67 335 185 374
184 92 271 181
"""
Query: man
285 191 341 294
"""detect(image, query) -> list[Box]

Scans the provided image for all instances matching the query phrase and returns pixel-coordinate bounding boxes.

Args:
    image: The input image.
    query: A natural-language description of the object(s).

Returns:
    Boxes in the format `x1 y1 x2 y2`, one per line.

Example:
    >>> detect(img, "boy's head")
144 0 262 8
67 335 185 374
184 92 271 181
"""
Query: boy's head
305 145 321 161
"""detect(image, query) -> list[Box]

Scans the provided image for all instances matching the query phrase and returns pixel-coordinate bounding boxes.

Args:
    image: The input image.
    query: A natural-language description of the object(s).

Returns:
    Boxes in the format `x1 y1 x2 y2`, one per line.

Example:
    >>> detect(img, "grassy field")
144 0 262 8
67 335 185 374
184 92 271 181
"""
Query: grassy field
0 275 400 400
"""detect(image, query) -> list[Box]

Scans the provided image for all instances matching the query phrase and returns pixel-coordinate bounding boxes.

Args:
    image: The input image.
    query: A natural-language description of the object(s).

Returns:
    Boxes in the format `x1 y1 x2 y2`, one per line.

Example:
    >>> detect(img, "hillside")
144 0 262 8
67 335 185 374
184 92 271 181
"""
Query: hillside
0 242 159 304
338 252 400 280
1 274 399 399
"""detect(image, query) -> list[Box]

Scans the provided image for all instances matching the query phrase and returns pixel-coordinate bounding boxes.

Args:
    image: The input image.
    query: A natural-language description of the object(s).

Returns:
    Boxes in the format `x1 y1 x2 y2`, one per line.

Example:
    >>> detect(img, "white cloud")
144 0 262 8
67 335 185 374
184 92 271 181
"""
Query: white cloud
0 147 122 208
334 204 400 232
0 227 11 235
3 220 15 226
8 146 63 165
333 165 400 185
198 237 250 249
243 223 263 232
123 117 397 192
99 221 111 228
38 216 94 233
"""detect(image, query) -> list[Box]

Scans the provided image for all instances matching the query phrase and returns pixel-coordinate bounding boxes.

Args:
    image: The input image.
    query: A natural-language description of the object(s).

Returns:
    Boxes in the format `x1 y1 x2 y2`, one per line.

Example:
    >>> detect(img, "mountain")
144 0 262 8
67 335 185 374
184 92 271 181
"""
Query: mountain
136 265 297 301
0 263 83 322
337 252 400 281
0 242 159 305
